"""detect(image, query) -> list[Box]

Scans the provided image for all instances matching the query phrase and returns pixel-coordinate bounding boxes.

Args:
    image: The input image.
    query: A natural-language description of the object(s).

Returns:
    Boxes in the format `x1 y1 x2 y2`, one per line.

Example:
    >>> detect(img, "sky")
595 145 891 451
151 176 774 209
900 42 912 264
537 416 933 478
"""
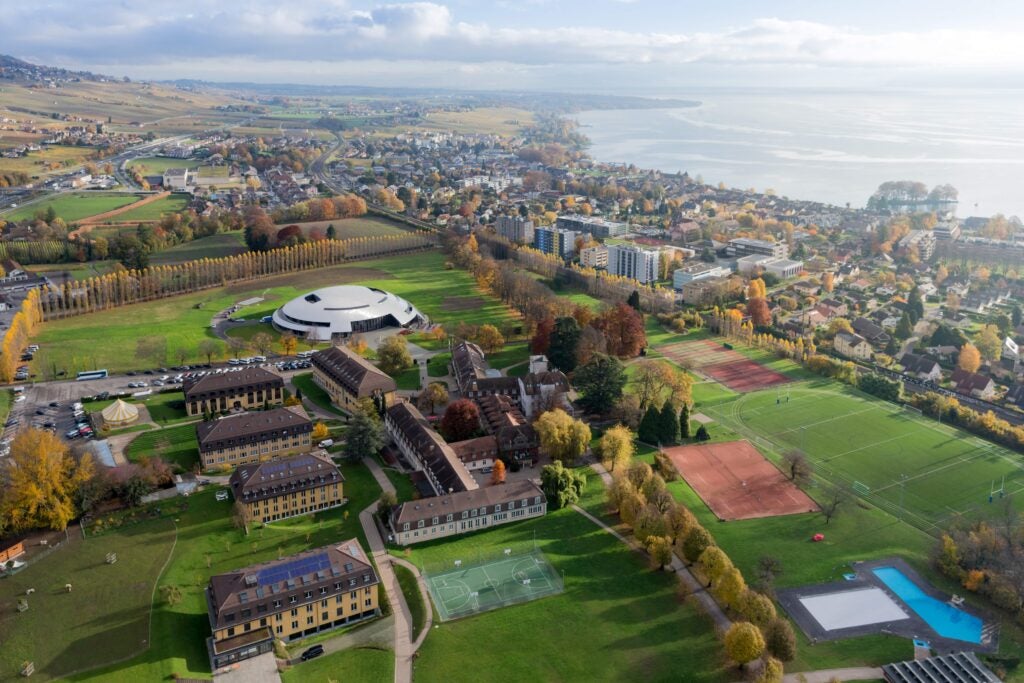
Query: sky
4 0 1024 90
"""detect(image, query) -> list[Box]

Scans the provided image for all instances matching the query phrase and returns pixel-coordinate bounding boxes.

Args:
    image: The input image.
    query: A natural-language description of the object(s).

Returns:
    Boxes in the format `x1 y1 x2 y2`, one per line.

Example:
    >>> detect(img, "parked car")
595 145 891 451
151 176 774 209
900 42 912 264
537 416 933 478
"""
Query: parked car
215 490 230 502
300 645 324 661
318 439 334 449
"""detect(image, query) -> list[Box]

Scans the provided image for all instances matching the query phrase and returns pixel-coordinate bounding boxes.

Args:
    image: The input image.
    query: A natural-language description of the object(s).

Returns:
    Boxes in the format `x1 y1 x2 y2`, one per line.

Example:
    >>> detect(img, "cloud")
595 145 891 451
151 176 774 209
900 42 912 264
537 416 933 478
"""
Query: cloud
2 2 1022 86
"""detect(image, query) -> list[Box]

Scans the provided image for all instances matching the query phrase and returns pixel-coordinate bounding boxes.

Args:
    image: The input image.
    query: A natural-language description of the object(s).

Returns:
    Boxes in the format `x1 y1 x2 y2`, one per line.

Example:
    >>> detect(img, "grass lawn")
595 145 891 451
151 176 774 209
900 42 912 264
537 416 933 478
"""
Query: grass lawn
484 341 530 370
125 157 203 175
390 365 420 391
124 423 199 472
283 216 415 240
426 353 450 377
0 389 11 426
376 459 417 503
150 233 248 266
34 251 516 375
0 144 96 177
0 520 177 682
86 391 190 426
109 194 191 223
702 380 1024 533
393 564 426 642
69 462 382 682
400 491 727 683
292 372 346 416
280 647 393 683
6 192 144 223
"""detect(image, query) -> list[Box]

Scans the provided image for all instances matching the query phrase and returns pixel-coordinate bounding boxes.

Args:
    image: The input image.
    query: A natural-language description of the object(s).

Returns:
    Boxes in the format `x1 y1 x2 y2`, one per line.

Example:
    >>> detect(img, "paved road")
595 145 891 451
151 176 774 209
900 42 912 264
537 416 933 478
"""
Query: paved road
359 457 416 683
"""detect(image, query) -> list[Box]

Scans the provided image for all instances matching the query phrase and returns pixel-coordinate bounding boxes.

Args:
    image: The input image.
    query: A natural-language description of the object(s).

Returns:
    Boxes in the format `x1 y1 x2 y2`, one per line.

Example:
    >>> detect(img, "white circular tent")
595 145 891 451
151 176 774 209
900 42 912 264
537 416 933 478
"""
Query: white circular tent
101 399 139 428
272 285 424 341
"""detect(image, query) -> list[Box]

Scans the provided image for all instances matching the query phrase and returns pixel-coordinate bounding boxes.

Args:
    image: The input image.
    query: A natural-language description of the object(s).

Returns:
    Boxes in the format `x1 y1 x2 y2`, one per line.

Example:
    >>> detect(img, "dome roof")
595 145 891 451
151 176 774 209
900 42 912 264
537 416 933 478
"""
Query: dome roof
273 285 423 341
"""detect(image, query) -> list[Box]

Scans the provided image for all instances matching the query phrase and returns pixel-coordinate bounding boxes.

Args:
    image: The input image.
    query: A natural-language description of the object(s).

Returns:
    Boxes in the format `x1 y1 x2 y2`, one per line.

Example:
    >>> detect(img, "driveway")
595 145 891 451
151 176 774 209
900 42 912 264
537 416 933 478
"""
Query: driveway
215 651 280 683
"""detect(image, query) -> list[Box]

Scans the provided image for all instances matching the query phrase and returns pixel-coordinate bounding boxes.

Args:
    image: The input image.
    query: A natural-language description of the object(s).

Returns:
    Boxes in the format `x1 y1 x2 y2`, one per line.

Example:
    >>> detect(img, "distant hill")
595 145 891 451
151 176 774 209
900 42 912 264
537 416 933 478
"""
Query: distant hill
0 54 114 85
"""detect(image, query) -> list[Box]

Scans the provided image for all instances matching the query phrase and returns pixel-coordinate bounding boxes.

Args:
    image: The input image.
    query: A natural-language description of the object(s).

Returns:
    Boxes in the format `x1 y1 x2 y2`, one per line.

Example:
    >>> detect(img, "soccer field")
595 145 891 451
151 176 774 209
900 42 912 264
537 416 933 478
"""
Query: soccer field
425 550 563 621
704 380 1024 534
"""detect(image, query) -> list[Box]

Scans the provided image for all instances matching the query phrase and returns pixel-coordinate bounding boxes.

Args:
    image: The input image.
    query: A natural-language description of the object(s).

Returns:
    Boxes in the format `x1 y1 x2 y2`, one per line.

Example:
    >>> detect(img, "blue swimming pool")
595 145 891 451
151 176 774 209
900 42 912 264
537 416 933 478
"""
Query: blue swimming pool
872 566 982 643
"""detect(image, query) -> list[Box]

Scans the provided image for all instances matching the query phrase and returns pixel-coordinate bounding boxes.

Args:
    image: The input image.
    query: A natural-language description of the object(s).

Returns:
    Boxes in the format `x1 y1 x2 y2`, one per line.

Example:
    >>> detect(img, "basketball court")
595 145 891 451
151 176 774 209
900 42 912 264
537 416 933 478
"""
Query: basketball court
663 440 818 520
425 550 563 621
659 339 790 392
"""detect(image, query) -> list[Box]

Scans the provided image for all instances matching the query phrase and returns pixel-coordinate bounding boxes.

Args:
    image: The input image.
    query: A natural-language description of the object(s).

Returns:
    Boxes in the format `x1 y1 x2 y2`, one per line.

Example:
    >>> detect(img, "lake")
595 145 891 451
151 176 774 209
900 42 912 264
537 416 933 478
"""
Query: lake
577 89 1024 217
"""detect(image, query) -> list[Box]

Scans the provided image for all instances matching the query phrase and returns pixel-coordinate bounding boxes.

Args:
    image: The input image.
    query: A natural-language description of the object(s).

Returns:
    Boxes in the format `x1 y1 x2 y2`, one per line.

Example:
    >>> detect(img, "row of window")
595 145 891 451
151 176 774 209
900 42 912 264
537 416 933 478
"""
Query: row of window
404 497 544 531
226 599 375 637
404 505 544 538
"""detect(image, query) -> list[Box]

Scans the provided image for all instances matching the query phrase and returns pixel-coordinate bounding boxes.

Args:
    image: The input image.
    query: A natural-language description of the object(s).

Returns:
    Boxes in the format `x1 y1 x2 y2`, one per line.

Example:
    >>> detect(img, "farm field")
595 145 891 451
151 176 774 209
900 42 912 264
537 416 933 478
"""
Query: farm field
125 157 203 175
419 107 535 136
67 463 381 682
34 251 516 374
150 232 248 265
4 192 144 223
400 483 726 683
703 380 1024 533
0 145 97 177
278 216 416 240
106 194 190 223
0 520 177 682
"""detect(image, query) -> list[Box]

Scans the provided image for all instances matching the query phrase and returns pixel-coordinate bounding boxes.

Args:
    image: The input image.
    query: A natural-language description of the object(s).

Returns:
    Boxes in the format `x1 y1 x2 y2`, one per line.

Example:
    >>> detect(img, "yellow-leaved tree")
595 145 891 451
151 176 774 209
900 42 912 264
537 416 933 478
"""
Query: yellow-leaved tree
2 428 94 532
958 343 982 373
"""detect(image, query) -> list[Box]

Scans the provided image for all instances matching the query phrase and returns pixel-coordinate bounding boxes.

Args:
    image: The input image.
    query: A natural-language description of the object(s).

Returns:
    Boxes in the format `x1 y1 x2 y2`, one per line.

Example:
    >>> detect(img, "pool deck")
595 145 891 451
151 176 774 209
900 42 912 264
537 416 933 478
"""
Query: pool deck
778 557 998 654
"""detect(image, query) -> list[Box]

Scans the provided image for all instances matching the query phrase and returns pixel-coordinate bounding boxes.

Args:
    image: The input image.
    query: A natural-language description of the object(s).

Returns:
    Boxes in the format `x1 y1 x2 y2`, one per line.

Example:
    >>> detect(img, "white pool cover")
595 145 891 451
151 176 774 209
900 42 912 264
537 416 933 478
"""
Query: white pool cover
799 587 910 630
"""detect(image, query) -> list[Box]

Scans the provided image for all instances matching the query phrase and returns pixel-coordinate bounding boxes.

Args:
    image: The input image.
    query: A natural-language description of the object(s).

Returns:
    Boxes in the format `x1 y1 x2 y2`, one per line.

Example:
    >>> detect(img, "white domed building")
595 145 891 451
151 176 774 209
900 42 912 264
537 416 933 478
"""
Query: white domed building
273 286 425 341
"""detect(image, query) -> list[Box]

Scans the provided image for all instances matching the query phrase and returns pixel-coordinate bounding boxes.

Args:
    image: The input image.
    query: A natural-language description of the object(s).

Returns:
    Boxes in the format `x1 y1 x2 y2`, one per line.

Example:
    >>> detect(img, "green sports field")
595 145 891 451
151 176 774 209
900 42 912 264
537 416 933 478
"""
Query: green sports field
5 193 145 223
703 380 1024 534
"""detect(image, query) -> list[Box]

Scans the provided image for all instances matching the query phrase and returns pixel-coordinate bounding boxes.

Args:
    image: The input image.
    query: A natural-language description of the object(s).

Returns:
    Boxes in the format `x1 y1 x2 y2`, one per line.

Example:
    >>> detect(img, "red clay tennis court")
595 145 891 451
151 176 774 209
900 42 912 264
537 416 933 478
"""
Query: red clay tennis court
659 339 790 392
664 440 818 521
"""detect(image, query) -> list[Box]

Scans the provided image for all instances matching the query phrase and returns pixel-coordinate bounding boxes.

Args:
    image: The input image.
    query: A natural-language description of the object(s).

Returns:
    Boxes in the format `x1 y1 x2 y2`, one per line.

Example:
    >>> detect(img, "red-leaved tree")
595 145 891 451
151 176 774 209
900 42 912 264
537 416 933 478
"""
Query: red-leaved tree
594 303 647 358
440 399 481 442
531 317 554 354
747 297 771 326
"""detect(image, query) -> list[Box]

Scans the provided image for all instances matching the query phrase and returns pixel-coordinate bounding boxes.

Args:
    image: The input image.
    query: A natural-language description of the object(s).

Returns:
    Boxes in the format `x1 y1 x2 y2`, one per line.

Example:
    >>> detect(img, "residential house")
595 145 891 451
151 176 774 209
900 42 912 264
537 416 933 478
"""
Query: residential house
898 353 942 382
184 367 284 416
312 345 397 412
229 452 345 524
388 480 546 546
951 368 997 400
196 406 313 469
835 332 873 360
852 317 892 346
205 539 379 669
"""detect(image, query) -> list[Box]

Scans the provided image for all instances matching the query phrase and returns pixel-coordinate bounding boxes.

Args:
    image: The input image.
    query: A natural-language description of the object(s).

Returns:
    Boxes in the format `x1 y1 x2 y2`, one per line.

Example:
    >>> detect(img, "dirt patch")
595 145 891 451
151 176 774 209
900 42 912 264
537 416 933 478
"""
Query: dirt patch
441 295 489 312
664 440 818 521
69 192 170 236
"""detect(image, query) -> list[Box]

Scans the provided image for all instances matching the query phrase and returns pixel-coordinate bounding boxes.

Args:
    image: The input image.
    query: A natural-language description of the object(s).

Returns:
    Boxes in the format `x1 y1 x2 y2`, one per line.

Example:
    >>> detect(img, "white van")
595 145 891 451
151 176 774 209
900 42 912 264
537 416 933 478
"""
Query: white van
318 439 334 449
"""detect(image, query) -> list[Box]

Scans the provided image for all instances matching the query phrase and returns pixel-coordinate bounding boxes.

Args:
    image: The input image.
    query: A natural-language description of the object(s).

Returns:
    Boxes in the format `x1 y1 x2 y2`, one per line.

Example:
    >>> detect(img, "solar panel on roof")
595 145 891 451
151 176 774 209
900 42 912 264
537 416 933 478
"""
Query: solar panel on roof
255 552 333 586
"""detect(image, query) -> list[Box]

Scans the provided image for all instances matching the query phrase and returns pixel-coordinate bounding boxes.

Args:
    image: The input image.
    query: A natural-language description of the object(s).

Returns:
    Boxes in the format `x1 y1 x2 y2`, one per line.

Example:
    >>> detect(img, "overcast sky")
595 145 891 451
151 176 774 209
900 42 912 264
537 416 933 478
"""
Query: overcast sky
5 0 1024 90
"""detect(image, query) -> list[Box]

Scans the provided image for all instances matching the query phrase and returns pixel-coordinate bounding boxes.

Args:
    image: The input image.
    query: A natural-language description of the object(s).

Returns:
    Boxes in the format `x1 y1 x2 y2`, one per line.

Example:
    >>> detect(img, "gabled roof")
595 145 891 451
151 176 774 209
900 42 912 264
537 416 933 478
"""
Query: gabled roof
951 368 995 393
390 480 543 527
312 345 396 398
898 352 940 375
230 451 343 504
196 405 311 451
385 401 476 494
184 367 283 398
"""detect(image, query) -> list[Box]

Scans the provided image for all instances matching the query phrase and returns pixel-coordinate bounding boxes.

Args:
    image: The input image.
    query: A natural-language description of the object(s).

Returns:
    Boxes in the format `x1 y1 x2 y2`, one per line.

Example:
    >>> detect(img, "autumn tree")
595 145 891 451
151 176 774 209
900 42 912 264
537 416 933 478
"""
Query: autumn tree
530 317 554 354
1 428 94 532
251 332 274 357
490 459 506 485
574 353 627 414
747 297 771 326
699 546 733 586
741 591 778 628
724 622 766 669
535 409 591 464
632 360 692 411
378 335 413 376
440 399 481 442
822 272 835 293
646 535 674 570
747 278 767 299
758 657 784 683
279 332 298 356
765 617 798 661
715 567 748 610
312 422 329 440
682 526 713 564
417 382 449 415
975 324 1003 363
826 318 854 339
595 303 647 357
476 324 505 354
958 343 982 373
598 424 635 473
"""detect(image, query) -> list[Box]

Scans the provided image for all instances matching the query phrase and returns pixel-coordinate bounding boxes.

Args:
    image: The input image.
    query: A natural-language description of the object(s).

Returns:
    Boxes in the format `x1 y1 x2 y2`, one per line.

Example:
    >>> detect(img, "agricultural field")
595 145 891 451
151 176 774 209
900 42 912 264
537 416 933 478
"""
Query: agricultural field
125 157 204 175
419 107 535 137
150 232 248 265
0 145 98 177
33 251 517 374
402 481 726 683
4 192 144 223
280 216 416 240
0 519 177 682
703 380 1024 533
104 194 191 223
66 463 381 682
